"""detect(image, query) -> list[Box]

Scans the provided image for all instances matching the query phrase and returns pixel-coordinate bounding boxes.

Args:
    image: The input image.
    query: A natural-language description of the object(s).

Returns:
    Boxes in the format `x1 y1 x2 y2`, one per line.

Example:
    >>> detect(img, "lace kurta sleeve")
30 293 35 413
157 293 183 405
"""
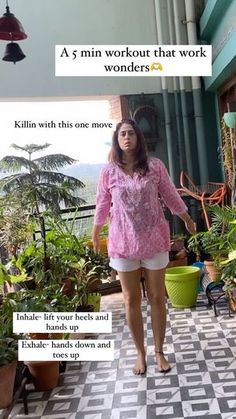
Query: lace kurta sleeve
155 159 187 215
94 166 112 225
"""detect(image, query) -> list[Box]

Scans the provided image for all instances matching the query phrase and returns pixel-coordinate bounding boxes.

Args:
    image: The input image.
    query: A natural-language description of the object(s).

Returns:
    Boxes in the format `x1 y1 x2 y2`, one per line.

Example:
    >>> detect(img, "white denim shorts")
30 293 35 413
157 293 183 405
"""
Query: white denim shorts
109 252 169 272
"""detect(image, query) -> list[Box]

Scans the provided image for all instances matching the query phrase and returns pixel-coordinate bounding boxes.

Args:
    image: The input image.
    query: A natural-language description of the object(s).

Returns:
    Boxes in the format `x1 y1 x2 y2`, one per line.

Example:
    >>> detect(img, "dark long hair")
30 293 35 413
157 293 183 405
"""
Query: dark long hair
109 118 149 176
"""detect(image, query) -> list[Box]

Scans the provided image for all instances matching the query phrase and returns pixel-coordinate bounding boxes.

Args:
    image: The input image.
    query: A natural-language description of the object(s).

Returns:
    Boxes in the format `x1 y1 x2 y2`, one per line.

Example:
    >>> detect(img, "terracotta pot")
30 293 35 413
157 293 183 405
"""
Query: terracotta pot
4 278 35 294
61 277 75 296
204 260 221 281
0 360 17 408
29 333 49 340
87 278 102 292
76 304 94 312
24 361 59 391
167 257 187 268
229 297 236 312
170 239 185 252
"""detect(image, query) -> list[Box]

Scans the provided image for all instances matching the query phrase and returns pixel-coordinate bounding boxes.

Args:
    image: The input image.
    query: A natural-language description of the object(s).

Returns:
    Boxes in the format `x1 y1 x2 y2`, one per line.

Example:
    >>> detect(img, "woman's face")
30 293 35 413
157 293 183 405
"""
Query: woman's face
117 123 138 154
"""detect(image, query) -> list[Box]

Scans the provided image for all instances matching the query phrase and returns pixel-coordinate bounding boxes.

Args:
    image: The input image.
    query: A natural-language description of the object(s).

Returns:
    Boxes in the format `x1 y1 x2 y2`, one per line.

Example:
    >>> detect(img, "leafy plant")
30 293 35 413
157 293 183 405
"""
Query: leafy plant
0 262 11 285
188 205 236 264
220 237 236 297
0 143 86 277
16 215 86 285
0 143 85 214
83 247 111 279
70 258 99 308
0 338 18 367
0 193 35 261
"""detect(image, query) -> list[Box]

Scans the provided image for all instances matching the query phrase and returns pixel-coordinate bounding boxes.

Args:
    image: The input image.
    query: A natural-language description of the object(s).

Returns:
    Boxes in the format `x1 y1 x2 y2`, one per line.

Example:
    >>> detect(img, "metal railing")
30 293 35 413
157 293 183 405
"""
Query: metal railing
34 204 96 239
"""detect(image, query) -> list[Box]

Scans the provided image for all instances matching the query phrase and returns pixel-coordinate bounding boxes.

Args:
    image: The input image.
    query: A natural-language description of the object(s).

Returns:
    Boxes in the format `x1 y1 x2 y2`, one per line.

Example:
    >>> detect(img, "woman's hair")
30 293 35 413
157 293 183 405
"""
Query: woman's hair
108 118 149 175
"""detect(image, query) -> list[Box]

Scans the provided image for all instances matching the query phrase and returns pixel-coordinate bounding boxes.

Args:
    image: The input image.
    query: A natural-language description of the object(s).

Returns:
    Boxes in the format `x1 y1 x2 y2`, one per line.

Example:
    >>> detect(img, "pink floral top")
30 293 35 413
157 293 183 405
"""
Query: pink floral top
94 157 187 259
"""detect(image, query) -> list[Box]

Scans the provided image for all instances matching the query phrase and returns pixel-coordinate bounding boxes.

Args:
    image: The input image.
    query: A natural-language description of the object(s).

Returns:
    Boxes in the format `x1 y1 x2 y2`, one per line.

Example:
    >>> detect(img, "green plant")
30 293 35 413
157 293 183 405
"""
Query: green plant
0 143 85 214
0 262 11 285
0 193 35 261
221 118 236 192
0 338 18 367
83 247 111 279
220 243 236 298
0 143 86 277
188 205 236 265
100 224 108 237
0 285 75 341
71 258 99 307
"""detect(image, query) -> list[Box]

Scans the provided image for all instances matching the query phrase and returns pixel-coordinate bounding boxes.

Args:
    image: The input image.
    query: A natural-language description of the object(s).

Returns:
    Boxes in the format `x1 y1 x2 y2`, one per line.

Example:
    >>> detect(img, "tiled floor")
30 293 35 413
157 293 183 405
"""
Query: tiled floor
4 290 236 419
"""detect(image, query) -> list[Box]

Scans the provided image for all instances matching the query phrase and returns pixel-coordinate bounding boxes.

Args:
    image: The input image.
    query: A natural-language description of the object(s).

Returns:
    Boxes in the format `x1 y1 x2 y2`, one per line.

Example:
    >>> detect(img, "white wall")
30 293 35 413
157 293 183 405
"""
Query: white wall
0 0 165 98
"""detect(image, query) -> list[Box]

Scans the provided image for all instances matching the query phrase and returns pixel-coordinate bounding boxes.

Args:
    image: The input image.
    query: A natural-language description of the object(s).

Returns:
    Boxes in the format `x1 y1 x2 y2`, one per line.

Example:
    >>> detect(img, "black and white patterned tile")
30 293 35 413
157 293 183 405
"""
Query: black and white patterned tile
4 290 236 419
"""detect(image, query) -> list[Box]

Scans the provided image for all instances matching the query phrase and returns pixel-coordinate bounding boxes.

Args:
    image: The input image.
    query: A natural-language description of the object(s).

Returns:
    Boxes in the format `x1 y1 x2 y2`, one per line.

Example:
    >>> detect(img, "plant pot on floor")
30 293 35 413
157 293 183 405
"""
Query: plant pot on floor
87 293 101 312
0 360 17 408
24 361 59 391
165 266 200 308
204 260 221 281
76 304 94 313
61 277 75 297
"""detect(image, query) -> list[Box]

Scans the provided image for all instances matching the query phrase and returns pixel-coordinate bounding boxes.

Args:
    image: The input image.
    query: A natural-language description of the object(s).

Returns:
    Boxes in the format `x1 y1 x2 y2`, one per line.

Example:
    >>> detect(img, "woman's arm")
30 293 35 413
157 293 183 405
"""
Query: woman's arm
93 166 111 252
178 212 196 235
155 159 196 235
92 224 103 253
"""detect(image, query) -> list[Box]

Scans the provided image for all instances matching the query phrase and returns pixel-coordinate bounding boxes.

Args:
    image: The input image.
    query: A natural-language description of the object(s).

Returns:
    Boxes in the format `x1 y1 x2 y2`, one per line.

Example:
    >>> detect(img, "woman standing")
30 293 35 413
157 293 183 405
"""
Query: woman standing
92 119 196 375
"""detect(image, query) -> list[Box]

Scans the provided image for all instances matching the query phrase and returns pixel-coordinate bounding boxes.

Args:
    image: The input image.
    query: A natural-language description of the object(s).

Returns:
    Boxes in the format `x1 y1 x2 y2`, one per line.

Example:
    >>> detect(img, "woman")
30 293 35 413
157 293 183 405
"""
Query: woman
92 118 196 375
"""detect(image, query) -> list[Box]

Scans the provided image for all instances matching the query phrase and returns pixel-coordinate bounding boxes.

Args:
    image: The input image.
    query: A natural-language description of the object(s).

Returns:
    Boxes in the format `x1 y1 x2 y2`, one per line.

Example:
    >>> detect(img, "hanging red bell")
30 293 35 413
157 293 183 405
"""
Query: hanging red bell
0 6 27 40
2 42 26 64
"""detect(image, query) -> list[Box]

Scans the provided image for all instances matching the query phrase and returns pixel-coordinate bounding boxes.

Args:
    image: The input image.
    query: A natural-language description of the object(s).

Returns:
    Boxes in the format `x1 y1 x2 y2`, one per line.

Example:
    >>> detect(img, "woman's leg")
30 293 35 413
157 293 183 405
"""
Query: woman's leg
144 268 171 372
118 269 146 374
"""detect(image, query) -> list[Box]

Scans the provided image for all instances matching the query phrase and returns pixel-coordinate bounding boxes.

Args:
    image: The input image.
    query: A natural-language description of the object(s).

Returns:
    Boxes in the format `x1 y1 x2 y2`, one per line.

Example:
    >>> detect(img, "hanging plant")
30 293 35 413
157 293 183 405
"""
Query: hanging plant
221 118 236 190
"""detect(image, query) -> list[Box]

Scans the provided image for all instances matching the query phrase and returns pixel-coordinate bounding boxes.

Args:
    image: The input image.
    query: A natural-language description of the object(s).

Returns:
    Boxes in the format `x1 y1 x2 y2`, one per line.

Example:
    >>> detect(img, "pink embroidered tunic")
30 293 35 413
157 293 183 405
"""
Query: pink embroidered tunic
94 157 187 260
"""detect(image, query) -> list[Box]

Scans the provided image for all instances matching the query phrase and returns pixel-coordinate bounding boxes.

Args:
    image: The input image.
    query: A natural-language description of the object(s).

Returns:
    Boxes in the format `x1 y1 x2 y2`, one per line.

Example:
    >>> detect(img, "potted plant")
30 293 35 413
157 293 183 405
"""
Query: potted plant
221 247 236 311
1 287 70 391
188 205 236 280
21 283 81 388
168 234 187 268
0 337 18 408
71 258 100 312
0 296 19 408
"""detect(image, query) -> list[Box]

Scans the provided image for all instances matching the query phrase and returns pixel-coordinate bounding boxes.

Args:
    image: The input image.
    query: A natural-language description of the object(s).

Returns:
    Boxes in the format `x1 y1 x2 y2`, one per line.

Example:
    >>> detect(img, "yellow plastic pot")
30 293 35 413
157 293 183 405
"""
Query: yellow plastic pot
165 266 200 308
86 238 107 255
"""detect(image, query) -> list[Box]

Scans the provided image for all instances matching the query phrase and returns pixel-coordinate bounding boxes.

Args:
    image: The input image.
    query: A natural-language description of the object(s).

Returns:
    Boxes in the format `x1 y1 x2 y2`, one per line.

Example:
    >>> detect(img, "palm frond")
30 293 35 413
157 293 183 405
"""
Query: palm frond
11 143 51 154
0 156 37 173
0 143 86 217
0 173 35 193
33 154 77 170
36 171 85 189
34 184 86 213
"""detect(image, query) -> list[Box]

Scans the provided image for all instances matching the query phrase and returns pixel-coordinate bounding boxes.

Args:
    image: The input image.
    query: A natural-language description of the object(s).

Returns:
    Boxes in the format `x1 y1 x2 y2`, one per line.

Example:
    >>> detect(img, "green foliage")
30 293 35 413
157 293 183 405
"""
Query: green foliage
16 213 86 284
188 205 236 262
100 224 108 236
188 205 236 296
0 338 18 367
0 193 35 260
83 247 111 279
0 263 11 284
70 258 99 307
0 143 86 215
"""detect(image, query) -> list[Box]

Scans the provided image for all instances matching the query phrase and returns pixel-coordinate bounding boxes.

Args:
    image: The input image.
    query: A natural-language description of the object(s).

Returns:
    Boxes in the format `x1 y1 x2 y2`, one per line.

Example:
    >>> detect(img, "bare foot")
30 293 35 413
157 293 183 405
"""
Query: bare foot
133 352 146 375
155 351 171 373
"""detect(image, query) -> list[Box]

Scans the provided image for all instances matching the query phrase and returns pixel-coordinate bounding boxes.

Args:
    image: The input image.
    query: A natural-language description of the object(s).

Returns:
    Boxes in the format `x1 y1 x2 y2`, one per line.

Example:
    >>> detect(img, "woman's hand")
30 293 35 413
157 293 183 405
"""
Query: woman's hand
92 224 103 254
179 212 197 235
92 234 100 254
184 218 197 235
